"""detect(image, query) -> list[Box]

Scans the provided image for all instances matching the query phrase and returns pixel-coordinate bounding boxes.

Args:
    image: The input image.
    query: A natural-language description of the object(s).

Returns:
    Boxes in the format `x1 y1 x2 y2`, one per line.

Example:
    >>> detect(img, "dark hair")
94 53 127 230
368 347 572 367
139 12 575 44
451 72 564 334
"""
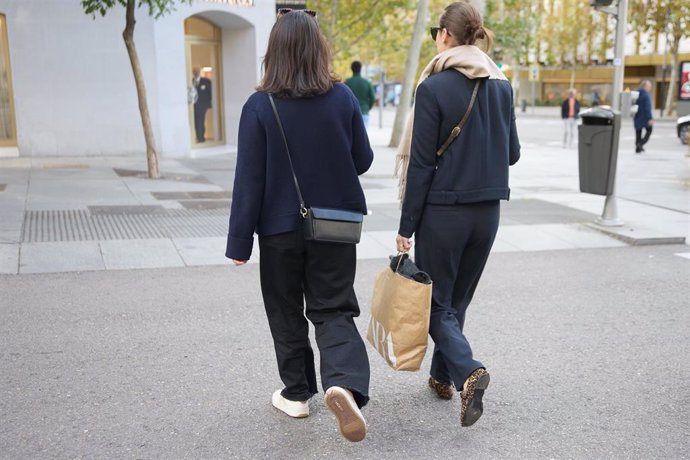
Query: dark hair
440 1 494 50
351 61 362 74
257 11 338 98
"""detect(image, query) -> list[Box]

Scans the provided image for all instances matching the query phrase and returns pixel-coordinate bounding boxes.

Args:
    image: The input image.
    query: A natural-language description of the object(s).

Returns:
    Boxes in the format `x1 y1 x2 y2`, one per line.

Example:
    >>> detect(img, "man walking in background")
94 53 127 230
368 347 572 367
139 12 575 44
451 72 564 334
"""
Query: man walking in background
560 88 580 149
345 61 376 129
634 80 653 154
191 67 212 143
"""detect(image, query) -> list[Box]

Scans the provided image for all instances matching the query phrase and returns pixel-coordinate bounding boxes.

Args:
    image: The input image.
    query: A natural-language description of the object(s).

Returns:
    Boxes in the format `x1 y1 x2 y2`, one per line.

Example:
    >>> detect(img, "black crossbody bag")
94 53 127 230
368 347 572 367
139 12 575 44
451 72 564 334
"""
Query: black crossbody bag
268 94 363 244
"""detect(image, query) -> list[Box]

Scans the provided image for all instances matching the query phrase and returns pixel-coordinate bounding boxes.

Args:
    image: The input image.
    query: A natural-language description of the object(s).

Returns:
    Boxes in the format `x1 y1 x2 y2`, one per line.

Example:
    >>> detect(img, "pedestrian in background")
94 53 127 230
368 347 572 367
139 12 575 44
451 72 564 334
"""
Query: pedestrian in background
345 60 376 128
561 88 580 148
394 1 520 427
226 9 373 442
191 67 212 143
634 80 654 154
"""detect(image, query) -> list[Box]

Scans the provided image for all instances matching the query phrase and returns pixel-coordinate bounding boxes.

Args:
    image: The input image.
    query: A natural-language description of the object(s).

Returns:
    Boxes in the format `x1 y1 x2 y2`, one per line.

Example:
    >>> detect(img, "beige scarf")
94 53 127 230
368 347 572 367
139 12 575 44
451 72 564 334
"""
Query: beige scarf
394 45 507 203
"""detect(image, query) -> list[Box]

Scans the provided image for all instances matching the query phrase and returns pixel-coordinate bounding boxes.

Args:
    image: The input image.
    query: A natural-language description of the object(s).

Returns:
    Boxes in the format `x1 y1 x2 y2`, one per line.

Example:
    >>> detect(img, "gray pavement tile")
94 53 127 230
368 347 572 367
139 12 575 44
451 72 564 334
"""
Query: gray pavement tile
489 237 522 253
0 230 22 244
18 242 105 274
0 243 19 274
178 200 230 210
586 222 687 246
151 191 232 200
88 205 167 215
27 180 136 210
501 198 598 225
357 232 394 260
495 225 578 251
172 237 228 266
100 239 185 270
539 223 628 249
121 179 220 193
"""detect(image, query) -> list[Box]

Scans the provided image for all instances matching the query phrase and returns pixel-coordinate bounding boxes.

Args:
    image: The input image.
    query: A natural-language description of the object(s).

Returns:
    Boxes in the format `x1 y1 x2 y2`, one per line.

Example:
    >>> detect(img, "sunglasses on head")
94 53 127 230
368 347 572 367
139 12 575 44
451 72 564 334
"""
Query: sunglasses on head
430 26 443 41
277 8 318 19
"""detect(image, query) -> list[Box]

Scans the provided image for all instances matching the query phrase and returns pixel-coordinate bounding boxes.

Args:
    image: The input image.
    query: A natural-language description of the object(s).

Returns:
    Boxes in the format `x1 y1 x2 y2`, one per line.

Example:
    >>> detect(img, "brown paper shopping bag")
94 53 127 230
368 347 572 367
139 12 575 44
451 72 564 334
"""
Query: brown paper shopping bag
366 258 432 371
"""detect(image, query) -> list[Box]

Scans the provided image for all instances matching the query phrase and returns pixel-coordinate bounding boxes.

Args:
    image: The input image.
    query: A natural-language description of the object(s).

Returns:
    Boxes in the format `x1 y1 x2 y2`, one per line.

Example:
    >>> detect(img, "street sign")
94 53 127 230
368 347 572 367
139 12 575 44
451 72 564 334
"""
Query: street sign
528 64 540 82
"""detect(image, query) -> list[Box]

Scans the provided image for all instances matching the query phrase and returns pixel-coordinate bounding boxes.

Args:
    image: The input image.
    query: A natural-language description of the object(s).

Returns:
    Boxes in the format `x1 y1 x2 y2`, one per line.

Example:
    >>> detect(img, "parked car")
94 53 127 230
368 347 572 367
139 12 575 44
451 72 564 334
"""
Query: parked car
678 115 690 145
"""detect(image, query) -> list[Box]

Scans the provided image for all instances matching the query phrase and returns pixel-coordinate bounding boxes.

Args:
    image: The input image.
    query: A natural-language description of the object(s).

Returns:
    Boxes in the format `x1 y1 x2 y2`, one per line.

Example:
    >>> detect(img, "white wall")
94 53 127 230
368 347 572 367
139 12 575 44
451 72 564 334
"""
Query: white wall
0 0 274 157
0 0 160 156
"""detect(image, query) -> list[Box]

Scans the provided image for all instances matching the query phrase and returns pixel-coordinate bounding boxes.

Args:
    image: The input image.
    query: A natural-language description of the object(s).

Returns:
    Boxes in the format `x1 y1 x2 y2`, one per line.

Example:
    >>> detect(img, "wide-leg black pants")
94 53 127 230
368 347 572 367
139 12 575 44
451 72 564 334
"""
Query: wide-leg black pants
415 201 500 390
258 230 370 408
635 126 653 151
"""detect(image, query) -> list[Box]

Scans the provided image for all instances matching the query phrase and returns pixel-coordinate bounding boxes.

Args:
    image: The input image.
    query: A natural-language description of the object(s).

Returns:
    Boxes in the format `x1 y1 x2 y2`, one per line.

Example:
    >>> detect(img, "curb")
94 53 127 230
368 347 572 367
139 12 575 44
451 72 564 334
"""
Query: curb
585 223 686 246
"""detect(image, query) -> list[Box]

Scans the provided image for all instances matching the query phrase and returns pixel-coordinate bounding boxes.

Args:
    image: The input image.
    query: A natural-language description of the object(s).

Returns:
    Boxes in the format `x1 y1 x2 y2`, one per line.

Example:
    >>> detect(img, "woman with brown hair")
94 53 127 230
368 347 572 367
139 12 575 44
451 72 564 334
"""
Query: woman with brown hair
226 9 373 442
395 2 520 427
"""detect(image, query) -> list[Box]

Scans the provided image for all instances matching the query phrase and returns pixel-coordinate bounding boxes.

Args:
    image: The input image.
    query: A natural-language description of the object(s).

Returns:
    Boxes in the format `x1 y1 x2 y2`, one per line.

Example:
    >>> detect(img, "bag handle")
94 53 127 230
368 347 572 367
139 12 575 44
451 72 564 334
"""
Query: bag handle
268 93 308 217
436 79 481 157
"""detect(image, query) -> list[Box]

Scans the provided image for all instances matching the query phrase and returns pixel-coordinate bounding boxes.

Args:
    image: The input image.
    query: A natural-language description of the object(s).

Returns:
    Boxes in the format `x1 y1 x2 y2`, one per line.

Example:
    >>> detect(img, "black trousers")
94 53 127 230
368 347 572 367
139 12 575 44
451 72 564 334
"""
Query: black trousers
635 126 653 151
258 230 370 408
415 201 500 390
194 104 209 142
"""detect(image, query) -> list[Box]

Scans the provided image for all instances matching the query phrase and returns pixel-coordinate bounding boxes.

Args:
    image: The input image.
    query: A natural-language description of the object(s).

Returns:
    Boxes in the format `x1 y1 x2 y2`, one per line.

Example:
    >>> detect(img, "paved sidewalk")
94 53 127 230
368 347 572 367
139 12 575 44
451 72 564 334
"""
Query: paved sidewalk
0 108 688 274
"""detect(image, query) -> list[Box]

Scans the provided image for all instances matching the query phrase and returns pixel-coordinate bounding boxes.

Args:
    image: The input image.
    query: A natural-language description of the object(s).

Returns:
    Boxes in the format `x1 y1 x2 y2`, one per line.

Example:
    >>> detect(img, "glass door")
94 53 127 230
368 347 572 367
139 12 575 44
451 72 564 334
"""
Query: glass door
0 14 17 147
184 17 224 147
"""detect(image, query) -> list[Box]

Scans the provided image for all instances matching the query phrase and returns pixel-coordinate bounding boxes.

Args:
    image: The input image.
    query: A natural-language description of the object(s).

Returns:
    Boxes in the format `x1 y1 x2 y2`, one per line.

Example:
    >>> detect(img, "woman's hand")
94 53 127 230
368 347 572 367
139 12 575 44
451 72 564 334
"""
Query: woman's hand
396 234 412 253
232 260 247 266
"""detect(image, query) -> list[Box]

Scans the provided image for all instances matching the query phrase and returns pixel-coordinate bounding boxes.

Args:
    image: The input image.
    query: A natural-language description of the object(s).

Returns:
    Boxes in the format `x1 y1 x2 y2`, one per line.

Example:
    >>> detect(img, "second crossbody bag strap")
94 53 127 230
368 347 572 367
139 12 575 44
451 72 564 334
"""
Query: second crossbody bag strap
436 79 481 157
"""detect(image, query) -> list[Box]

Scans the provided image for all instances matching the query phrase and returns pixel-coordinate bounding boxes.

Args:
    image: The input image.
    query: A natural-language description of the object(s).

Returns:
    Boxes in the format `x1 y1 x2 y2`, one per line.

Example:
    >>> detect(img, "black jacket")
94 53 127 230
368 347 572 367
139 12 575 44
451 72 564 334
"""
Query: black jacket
226 84 373 261
561 98 581 119
399 70 520 237
195 77 212 108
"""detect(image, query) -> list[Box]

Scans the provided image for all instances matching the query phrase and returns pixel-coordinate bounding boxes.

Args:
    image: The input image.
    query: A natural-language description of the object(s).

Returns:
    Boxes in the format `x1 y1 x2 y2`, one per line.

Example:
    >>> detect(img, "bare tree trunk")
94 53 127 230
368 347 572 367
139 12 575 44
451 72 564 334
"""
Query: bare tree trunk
511 64 521 106
123 0 159 179
600 15 608 63
329 0 338 45
389 0 429 148
664 33 680 117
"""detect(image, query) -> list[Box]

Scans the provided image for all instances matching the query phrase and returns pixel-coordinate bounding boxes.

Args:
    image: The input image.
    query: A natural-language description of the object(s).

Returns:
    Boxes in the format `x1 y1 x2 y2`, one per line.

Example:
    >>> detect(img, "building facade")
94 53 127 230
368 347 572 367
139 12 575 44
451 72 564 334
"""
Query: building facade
0 0 277 158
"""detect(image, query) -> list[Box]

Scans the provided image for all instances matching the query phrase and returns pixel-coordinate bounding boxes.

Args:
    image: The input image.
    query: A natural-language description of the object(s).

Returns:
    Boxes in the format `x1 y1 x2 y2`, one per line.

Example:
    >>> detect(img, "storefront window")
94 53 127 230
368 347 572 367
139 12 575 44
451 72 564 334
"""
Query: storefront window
0 14 17 146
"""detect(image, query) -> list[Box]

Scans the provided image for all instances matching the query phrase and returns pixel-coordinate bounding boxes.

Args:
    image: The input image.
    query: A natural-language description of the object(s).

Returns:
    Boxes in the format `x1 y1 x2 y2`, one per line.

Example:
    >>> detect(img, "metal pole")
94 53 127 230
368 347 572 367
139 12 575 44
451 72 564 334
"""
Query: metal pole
660 10 670 119
597 0 627 227
531 81 535 114
379 70 384 129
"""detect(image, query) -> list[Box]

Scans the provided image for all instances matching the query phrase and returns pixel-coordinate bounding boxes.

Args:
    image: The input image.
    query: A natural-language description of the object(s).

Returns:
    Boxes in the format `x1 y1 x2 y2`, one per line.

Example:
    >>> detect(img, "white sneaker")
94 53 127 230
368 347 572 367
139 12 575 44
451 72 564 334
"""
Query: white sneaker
324 386 367 442
271 390 309 418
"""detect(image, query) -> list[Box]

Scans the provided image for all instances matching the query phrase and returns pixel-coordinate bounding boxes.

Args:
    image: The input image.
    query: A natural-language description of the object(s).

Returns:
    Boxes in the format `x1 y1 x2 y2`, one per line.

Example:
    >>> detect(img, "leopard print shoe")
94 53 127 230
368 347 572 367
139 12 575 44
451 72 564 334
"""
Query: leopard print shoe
428 377 454 400
461 368 490 427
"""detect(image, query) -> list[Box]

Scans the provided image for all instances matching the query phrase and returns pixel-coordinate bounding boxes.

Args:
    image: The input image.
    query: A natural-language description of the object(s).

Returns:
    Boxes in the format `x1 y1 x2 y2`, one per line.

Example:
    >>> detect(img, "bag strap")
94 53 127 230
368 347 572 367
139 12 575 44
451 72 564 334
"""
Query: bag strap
436 79 481 157
268 93 308 217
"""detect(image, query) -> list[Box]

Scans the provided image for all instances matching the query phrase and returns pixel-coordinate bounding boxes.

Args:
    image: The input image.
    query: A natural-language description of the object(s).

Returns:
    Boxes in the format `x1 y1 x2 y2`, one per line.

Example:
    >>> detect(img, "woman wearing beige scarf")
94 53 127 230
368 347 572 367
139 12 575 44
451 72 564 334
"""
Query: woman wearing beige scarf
394 2 520 427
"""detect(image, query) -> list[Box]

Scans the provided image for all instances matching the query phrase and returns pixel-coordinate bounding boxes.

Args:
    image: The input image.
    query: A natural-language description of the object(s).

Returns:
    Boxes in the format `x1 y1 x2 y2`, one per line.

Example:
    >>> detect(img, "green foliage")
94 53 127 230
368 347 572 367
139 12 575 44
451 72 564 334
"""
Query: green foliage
485 0 540 65
81 0 191 19
308 0 419 80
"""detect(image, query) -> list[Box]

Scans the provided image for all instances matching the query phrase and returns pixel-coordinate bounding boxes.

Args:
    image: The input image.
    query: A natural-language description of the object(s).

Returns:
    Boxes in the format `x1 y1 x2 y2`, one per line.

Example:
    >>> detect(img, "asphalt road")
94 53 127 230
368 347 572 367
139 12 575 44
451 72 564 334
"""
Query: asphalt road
2 245 689 458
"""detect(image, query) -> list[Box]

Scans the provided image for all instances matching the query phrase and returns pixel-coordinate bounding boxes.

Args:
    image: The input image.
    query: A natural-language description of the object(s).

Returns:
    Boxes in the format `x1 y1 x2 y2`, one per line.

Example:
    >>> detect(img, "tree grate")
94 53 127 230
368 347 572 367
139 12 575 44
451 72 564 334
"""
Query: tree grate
22 209 229 243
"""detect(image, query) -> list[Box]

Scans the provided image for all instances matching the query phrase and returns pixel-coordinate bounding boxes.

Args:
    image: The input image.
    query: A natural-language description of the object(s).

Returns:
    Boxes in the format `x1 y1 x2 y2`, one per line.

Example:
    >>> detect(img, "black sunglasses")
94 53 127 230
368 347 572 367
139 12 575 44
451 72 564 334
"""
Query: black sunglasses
277 8 318 19
430 26 445 41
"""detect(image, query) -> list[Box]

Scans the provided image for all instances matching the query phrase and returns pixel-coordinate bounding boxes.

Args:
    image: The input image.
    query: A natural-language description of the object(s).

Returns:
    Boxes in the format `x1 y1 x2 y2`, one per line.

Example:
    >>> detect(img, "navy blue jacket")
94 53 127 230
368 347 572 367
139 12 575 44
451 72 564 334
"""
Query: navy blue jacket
634 88 652 130
561 98 581 119
399 70 520 237
226 84 374 261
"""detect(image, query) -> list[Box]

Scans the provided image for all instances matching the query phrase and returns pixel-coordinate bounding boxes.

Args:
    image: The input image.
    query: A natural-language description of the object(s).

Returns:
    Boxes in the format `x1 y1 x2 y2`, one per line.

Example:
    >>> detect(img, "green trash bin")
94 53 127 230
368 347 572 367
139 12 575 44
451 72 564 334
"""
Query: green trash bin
578 107 621 196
